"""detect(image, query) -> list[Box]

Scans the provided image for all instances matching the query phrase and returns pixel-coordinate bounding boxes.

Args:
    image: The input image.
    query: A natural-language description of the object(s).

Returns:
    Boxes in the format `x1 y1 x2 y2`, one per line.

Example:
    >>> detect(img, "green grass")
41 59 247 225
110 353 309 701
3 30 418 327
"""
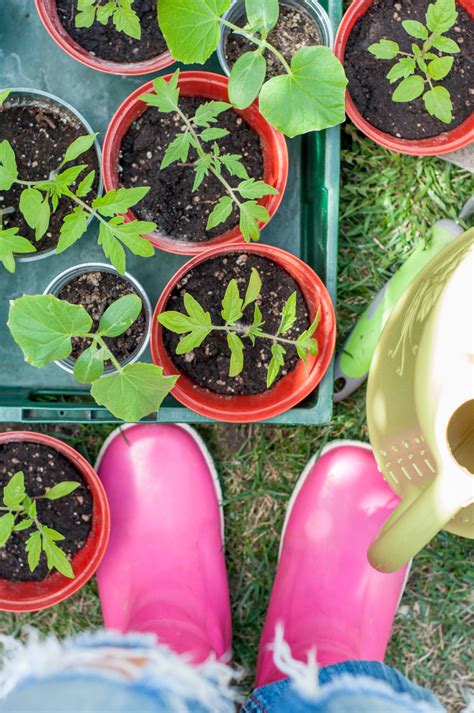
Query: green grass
0 126 472 711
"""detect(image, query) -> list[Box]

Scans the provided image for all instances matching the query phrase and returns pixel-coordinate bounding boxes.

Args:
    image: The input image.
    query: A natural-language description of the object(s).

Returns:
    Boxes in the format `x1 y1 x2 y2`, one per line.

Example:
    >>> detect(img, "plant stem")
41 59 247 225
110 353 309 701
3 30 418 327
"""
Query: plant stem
175 106 243 210
212 323 298 347
95 335 124 373
220 17 293 75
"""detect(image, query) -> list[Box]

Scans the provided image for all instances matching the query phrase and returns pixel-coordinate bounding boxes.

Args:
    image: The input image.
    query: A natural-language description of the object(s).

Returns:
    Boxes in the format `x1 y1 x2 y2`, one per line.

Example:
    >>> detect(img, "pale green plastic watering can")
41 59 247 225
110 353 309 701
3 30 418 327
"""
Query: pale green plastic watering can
367 228 474 573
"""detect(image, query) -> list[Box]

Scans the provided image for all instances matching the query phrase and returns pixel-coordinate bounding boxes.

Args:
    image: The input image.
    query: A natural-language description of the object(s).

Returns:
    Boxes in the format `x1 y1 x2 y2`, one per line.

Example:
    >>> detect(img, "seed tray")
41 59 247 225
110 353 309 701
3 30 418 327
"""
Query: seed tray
0 0 340 424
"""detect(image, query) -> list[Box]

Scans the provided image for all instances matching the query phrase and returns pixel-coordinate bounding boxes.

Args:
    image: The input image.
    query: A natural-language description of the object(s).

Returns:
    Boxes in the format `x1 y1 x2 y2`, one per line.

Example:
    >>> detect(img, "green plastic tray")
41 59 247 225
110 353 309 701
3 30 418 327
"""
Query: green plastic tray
0 0 340 425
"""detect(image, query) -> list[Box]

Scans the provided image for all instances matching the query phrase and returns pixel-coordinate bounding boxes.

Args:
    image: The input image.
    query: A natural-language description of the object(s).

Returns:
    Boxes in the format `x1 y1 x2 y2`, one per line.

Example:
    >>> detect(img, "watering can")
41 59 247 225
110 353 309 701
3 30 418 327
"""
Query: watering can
367 227 474 573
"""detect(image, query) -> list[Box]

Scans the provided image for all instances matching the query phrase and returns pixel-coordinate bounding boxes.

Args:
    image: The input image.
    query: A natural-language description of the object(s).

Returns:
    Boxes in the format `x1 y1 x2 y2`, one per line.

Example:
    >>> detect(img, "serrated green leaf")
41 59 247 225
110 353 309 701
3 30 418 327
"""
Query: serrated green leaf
93 186 150 217
74 345 106 384
176 329 211 353
98 293 142 337
62 133 98 165
158 0 231 64
237 178 278 199
402 20 428 39
259 46 347 137
431 35 460 53
392 74 425 102
25 531 42 571
8 295 93 367
423 85 452 123
19 188 50 241
220 154 249 179
245 0 279 32
161 132 193 169
3 471 26 510
0 228 35 273
96 2 116 24
0 140 18 190
193 101 231 128
227 332 244 377
114 5 141 39
368 39 400 60
426 56 454 80
426 0 457 33
41 533 74 578
386 58 416 83
239 200 269 242
221 279 243 324
192 154 213 191
242 268 262 309
200 127 230 141
229 51 267 109
109 219 156 257
44 482 80 500
56 207 88 253
13 518 33 532
75 6 96 28
207 195 233 230
76 169 96 197
0 513 15 547
140 70 180 113
98 222 126 275
278 292 297 334
267 342 286 387
91 363 178 422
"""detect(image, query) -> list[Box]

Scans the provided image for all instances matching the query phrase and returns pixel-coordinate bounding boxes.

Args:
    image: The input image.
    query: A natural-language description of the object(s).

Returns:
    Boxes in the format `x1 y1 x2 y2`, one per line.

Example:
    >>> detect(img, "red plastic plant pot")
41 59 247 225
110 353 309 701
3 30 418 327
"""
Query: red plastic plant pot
334 0 474 156
102 71 289 255
151 243 336 422
0 431 110 613
34 0 174 76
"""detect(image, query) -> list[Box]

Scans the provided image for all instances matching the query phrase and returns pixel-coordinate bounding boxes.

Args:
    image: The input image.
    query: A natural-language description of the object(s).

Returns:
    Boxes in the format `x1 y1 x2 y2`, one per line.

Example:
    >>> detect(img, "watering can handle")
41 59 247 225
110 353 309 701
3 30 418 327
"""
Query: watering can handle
368 471 472 573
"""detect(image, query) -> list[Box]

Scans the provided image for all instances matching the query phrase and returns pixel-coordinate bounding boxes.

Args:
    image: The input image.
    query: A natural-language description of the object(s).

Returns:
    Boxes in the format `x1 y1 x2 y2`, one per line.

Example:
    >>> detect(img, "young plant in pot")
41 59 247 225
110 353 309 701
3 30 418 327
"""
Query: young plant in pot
35 0 174 75
151 244 336 422
335 0 474 155
0 431 109 612
7 265 177 422
0 89 157 275
102 70 288 255
158 0 348 137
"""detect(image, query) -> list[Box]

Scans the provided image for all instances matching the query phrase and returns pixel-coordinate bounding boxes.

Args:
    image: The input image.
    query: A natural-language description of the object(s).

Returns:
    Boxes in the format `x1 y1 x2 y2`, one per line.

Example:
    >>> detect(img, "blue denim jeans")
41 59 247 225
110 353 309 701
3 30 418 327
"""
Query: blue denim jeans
0 631 445 713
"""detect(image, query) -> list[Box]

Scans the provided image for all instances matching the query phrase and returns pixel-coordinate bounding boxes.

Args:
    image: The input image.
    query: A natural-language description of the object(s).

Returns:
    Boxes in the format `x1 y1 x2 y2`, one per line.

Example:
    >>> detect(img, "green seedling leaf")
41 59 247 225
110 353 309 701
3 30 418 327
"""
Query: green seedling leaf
96 2 116 24
426 0 457 33
91 363 178 422
114 4 141 39
8 294 93 367
44 482 81 500
0 89 11 105
207 196 233 230
158 293 213 353
98 222 126 275
227 332 244 377
426 56 454 80
259 46 347 137
242 268 262 309
237 178 278 199
53 164 89 193
93 186 150 217
76 169 96 197
392 74 425 102
247 302 264 343
386 58 416 83
368 39 400 59
200 127 230 141
19 188 50 241
229 51 267 109
431 36 460 53
423 85 453 123
245 0 279 32
267 342 286 387
193 154 213 191
0 513 15 547
220 154 249 179
0 140 18 190
41 532 74 578
278 292 297 334
221 279 244 324
296 308 320 363
140 70 180 114
161 132 193 169
42 526 65 542
3 471 26 510
158 0 231 64
239 201 269 242
13 519 33 532
76 5 96 27
25 531 42 571
62 133 98 164
193 101 231 128
74 345 105 384
0 228 36 274
98 293 142 337
56 207 88 253
401 20 428 39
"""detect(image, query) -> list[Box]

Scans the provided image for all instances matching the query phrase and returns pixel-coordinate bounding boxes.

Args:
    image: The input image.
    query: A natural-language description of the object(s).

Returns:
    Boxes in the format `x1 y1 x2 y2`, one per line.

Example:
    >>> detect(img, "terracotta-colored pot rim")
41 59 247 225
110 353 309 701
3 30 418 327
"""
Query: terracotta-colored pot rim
334 0 474 156
151 243 336 422
102 71 289 255
0 431 110 612
34 0 175 76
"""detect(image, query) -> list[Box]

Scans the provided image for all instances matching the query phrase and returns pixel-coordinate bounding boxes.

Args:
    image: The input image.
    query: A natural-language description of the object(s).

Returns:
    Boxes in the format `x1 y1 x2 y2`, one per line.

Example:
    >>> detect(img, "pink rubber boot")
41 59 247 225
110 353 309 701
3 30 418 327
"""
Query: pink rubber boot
256 441 410 687
96 423 231 665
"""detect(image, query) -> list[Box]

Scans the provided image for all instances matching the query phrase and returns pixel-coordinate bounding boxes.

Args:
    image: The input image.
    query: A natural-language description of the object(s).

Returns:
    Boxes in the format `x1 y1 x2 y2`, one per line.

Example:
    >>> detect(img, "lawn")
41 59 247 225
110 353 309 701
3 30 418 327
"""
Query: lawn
0 124 472 712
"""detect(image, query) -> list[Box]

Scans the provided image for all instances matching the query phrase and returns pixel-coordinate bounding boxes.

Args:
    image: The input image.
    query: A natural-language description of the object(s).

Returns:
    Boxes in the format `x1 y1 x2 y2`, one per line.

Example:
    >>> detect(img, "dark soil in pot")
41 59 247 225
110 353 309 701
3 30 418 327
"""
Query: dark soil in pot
225 3 323 79
162 253 310 395
119 96 264 243
0 99 99 253
344 0 473 139
56 0 167 64
0 441 92 582
57 270 147 363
